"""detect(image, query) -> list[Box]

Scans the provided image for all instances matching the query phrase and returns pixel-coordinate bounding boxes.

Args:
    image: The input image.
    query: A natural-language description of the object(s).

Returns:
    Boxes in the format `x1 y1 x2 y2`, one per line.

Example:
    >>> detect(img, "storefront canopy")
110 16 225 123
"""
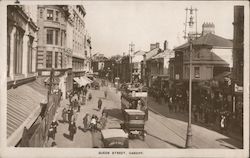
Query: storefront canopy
7 77 47 146
74 76 93 86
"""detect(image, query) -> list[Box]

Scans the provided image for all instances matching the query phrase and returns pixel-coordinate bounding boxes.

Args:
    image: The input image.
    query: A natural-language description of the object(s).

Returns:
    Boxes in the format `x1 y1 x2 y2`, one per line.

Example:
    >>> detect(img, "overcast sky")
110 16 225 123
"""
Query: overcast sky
83 1 238 57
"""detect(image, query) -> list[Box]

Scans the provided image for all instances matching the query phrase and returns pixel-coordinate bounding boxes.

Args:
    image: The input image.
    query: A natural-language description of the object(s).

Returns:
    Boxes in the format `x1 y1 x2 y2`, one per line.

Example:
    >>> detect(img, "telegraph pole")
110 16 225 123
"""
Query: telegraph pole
183 6 198 148
129 42 135 83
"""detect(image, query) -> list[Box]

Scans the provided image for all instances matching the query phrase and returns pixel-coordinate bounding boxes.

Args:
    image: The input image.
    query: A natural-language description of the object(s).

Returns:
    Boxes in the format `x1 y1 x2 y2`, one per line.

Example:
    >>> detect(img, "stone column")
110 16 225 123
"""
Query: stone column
22 29 29 77
9 25 16 80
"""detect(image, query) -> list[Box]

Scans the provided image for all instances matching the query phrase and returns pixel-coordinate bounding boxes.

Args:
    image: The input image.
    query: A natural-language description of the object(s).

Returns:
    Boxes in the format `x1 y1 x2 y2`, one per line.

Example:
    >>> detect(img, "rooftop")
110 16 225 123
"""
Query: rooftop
174 33 233 51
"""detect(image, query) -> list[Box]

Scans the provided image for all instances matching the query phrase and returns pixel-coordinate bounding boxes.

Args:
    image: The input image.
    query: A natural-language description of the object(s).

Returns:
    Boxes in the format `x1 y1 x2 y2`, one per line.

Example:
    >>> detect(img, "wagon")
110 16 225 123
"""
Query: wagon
121 109 146 140
101 129 129 148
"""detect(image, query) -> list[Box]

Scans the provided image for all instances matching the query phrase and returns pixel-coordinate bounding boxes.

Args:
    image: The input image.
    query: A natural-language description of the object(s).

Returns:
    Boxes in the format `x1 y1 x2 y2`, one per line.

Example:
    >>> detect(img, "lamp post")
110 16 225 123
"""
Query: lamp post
184 6 198 148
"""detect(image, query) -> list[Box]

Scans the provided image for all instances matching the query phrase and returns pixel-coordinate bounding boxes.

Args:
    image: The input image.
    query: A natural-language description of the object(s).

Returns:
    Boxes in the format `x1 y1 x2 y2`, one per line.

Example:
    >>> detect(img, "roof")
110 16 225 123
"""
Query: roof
134 50 146 56
152 49 174 59
145 48 161 60
101 129 128 139
174 33 233 51
124 109 145 115
7 78 47 146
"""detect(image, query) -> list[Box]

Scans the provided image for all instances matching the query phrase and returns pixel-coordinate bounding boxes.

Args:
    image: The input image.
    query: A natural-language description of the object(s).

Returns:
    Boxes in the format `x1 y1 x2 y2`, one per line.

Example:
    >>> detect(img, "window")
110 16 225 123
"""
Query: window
194 67 200 78
55 30 59 45
55 52 58 68
7 29 10 77
55 11 59 21
40 9 43 19
61 52 63 68
27 37 34 73
46 51 52 68
46 29 53 44
46 9 53 20
14 28 24 74
61 31 64 46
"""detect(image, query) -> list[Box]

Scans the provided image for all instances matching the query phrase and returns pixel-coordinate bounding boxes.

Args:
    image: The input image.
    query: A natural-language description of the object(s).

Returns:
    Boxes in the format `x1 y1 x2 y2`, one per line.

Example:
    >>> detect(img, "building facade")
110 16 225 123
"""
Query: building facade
173 23 233 82
6 5 46 147
71 5 91 77
36 5 72 99
7 5 38 84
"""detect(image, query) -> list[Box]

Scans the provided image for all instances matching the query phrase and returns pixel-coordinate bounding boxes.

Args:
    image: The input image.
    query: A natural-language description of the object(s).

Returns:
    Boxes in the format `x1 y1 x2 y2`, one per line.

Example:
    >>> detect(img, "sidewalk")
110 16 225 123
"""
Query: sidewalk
147 96 243 143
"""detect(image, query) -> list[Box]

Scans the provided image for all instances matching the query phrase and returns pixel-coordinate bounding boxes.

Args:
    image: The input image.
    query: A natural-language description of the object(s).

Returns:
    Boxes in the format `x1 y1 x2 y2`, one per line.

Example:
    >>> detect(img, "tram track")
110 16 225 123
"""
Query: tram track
106 86 193 148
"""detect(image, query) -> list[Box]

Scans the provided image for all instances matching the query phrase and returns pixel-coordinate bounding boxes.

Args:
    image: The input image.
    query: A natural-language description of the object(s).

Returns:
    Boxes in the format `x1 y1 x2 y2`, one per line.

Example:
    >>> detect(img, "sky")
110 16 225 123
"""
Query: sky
83 1 237 57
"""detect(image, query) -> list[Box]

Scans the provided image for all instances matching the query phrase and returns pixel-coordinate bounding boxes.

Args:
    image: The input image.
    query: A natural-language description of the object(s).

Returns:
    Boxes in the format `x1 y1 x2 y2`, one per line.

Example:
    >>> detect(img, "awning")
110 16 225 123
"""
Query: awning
74 77 92 86
7 77 47 146
82 76 93 83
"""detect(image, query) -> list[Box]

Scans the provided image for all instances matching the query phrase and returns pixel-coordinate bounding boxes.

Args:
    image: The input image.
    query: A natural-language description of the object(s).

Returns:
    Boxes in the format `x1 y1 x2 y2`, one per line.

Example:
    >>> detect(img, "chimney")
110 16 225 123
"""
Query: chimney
150 44 156 50
202 22 215 36
156 42 160 49
164 40 168 50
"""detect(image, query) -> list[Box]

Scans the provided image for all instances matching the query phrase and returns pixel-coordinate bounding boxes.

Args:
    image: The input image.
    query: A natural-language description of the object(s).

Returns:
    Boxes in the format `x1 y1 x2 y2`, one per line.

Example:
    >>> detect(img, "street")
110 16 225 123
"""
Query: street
49 84 242 149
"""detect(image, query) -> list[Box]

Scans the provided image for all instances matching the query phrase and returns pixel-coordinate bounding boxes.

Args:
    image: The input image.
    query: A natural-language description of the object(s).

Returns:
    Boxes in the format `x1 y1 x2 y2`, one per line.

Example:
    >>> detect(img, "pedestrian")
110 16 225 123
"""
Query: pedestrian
102 107 108 118
62 108 67 123
83 113 91 131
51 141 57 147
68 121 77 141
67 107 73 123
137 100 142 110
74 98 80 112
48 125 56 140
98 98 102 111
90 115 98 132
104 90 107 99
72 109 78 122
88 92 92 101
169 96 173 112
51 119 59 133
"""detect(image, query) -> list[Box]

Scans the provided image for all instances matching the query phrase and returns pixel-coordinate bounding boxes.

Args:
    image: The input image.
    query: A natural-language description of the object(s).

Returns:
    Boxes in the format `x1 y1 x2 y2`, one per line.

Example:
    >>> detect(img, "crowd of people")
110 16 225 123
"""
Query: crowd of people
47 80 109 147
149 84 243 134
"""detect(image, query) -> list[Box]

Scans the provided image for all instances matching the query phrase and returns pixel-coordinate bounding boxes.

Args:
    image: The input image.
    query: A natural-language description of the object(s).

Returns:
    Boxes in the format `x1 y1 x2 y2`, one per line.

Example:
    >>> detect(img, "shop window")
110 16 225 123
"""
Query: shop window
14 28 24 74
46 51 52 68
46 29 53 44
46 9 53 20
194 67 200 78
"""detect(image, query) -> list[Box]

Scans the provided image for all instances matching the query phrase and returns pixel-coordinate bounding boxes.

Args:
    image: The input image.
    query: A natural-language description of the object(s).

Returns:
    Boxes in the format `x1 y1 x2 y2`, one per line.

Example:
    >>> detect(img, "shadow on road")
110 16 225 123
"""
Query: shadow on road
216 138 243 149
146 132 184 148
106 108 124 121
78 126 88 133
63 133 72 140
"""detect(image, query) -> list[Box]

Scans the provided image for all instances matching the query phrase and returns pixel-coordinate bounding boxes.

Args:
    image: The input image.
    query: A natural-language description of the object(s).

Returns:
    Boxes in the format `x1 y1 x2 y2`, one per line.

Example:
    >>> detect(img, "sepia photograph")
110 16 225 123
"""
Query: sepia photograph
0 0 249 157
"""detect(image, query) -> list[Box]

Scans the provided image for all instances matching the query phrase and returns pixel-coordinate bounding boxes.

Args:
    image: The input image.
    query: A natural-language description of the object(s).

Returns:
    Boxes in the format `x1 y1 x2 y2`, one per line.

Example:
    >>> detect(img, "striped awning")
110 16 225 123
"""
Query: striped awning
7 78 47 146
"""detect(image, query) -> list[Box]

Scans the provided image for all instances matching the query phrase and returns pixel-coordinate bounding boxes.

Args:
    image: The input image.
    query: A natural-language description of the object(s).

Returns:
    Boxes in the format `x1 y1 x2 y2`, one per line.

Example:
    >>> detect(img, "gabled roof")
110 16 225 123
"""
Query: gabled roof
134 50 146 56
145 48 161 60
152 49 174 59
174 33 233 51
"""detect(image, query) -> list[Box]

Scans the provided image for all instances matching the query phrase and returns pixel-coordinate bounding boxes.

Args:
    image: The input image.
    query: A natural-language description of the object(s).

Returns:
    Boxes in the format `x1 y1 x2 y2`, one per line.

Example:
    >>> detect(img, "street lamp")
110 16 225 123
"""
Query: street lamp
184 6 198 148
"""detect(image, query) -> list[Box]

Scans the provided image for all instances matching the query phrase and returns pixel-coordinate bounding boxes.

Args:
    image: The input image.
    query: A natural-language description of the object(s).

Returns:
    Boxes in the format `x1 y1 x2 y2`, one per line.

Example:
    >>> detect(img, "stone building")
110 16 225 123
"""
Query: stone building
70 5 91 77
6 5 48 147
173 23 233 82
36 5 71 99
